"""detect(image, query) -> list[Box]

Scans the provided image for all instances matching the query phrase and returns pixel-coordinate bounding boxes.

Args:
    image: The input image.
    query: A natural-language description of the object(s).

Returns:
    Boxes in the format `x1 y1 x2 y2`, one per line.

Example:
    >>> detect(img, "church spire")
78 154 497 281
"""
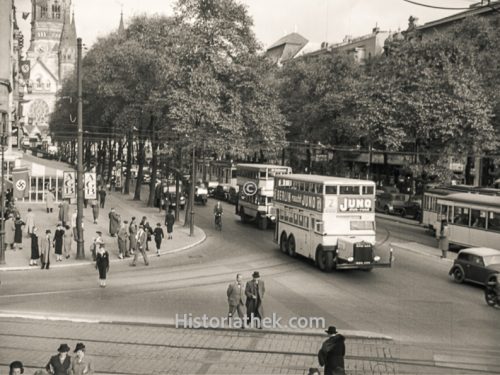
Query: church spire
70 10 77 40
59 6 72 51
118 8 125 34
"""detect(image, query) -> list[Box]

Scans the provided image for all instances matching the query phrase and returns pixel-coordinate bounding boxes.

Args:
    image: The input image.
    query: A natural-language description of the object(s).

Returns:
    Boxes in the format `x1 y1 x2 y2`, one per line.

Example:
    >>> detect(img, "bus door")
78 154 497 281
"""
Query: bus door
274 208 279 242
307 215 315 258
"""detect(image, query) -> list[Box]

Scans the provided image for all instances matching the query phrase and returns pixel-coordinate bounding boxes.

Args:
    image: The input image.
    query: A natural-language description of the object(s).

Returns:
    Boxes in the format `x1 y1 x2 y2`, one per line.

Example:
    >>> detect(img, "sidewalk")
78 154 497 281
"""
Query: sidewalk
1 190 206 271
2 316 481 375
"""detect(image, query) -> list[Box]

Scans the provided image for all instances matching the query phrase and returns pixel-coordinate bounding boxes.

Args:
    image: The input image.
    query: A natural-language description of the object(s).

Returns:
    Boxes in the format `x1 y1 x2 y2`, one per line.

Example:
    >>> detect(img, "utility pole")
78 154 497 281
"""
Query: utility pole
0 0 13 265
76 37 84 259
190 145 195 236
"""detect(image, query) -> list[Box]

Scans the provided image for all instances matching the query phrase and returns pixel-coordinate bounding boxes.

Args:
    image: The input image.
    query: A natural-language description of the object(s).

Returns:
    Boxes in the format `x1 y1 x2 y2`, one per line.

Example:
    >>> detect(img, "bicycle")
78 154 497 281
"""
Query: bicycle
214 213 222 231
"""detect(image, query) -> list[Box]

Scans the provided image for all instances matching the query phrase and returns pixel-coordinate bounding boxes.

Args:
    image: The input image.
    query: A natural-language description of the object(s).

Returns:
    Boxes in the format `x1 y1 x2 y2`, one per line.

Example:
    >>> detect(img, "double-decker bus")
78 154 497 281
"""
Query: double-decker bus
236 164 292 230
436 193 500 249
423 185 500 232
274 174 392 272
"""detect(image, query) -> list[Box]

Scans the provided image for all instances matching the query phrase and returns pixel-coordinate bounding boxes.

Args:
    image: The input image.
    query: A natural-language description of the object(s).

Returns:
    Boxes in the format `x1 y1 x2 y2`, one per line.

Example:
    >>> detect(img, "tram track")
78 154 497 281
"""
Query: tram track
1 330 499 374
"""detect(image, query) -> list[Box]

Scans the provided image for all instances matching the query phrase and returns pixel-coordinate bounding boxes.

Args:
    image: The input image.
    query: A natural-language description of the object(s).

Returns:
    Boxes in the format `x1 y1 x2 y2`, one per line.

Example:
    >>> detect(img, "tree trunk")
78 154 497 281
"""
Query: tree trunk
125 130 132 195
134 126 146 201
107 139 114 186
148 115 157 207
117 139 124 162
85 142 92 171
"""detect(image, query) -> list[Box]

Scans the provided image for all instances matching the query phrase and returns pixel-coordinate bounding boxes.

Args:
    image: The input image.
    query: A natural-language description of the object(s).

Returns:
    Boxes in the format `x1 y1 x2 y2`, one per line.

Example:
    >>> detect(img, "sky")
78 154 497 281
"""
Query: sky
15 0 480 50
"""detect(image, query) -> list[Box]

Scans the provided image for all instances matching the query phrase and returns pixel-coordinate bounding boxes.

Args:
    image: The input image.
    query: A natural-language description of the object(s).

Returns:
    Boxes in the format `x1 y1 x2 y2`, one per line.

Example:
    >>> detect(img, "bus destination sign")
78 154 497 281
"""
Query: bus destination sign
338 197 373 212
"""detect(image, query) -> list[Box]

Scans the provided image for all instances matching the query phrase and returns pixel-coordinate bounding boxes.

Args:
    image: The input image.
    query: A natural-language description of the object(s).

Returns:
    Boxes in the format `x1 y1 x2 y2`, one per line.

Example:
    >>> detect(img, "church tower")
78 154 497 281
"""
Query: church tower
58 9 77 82
23 0 76 135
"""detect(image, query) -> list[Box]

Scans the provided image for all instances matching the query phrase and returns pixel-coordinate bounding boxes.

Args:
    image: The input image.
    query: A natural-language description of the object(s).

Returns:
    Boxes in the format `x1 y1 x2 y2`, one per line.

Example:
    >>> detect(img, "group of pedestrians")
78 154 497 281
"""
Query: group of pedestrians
8 342 93 375
226 271 266 329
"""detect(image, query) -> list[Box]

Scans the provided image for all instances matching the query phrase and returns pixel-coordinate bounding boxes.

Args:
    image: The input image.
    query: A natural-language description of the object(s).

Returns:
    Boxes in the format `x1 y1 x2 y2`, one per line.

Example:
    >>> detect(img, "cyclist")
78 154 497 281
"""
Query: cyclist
214 201 223 230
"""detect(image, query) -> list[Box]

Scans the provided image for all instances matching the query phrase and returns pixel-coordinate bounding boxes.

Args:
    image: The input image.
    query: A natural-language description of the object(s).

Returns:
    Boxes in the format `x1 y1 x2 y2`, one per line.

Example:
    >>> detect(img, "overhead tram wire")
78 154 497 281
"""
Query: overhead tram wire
401 0 473 10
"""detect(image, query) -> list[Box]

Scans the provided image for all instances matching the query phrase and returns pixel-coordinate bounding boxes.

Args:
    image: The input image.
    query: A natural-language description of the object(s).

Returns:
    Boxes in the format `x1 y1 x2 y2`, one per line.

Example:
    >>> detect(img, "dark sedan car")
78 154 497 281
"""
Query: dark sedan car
449 248 500 285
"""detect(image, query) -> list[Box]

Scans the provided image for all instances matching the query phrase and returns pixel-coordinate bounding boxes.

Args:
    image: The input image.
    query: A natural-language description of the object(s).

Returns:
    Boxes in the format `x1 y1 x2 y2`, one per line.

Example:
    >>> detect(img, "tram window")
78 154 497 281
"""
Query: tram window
325 186 337 195
260 171 266 178
340 186 360 195
453 207 469 226
362 186 374 195
488 212 500 232
471 209 486 229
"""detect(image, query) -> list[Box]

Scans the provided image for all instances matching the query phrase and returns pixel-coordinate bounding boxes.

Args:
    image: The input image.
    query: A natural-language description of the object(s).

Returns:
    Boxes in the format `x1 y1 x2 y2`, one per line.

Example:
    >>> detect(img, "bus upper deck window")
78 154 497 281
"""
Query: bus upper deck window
362 186 374 195
260 171 266 178
340 186 360 195
325 186 337 195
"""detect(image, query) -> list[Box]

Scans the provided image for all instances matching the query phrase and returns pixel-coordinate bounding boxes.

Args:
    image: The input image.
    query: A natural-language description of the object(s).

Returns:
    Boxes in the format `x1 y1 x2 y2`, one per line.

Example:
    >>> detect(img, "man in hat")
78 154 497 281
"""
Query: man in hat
130 224 149 266
227 273 246 325
318 326 346 375
9 360 24 375
117 220 129 259
108 208 121 237
71 342 94 375
245 271 265 328
46 343 72 374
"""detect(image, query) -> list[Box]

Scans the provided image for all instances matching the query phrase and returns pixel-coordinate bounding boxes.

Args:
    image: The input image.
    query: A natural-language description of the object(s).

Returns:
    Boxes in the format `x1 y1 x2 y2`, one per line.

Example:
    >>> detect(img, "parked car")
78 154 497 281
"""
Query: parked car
168 192 186 210
213 184 230 201
227 186 238 205
194 185 208 205
376 188 420 219
449 248 500 285
206 181 218 198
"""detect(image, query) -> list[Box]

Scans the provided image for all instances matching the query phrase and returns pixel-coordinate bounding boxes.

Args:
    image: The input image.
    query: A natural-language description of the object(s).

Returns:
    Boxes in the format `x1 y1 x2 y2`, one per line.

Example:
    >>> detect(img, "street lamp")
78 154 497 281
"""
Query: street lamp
0 112 6 264
76 38 84 259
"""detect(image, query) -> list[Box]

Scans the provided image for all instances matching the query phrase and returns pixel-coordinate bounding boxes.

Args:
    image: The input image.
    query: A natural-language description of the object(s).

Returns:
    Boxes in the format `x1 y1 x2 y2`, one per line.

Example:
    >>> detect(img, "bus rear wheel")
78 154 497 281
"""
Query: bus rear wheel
288 235 296 257
316 248 334 272
280 232 288 254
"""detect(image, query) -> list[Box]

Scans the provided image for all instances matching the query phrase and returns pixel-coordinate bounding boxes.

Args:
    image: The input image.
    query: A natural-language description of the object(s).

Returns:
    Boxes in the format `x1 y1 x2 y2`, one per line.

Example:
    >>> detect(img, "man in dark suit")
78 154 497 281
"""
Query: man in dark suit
318 326 346 375
245 271 265 329
227 273 245 325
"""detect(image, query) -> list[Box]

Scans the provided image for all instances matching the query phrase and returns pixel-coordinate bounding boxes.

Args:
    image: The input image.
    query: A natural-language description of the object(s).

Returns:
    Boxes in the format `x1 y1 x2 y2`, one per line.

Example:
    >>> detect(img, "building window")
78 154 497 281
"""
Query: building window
40 5 48 18
45 80 51 90
52 2 61 19
35 76 42 89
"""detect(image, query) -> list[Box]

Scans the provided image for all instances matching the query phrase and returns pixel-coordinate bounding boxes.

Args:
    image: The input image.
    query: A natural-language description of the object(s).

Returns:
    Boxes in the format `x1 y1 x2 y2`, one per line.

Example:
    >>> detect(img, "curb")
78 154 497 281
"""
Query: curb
391 242 454 263
0 312 393 341
0 227 207 272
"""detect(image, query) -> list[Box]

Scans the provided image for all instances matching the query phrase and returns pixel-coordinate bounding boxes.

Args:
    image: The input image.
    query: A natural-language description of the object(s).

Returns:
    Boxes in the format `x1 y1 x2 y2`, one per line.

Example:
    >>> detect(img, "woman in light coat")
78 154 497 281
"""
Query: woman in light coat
45 190 55 213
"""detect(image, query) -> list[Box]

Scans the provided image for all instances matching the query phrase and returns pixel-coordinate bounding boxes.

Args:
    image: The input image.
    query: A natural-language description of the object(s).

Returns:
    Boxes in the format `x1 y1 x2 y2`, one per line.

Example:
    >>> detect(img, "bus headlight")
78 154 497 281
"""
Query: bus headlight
374 256 381 262
347 257 354 262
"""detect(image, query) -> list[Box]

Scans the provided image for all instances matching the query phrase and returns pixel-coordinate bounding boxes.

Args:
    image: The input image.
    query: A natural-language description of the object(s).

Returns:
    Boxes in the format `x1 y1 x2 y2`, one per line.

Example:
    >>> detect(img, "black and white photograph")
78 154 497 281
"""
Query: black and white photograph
1 0 500 374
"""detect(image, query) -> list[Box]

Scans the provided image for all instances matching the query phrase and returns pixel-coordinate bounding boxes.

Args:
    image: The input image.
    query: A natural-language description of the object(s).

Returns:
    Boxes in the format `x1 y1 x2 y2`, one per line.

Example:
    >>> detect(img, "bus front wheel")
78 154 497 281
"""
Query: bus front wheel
316 248 334 272
240 208 248 223
280 232 288 254
288 235 296 257
257 214 268 230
